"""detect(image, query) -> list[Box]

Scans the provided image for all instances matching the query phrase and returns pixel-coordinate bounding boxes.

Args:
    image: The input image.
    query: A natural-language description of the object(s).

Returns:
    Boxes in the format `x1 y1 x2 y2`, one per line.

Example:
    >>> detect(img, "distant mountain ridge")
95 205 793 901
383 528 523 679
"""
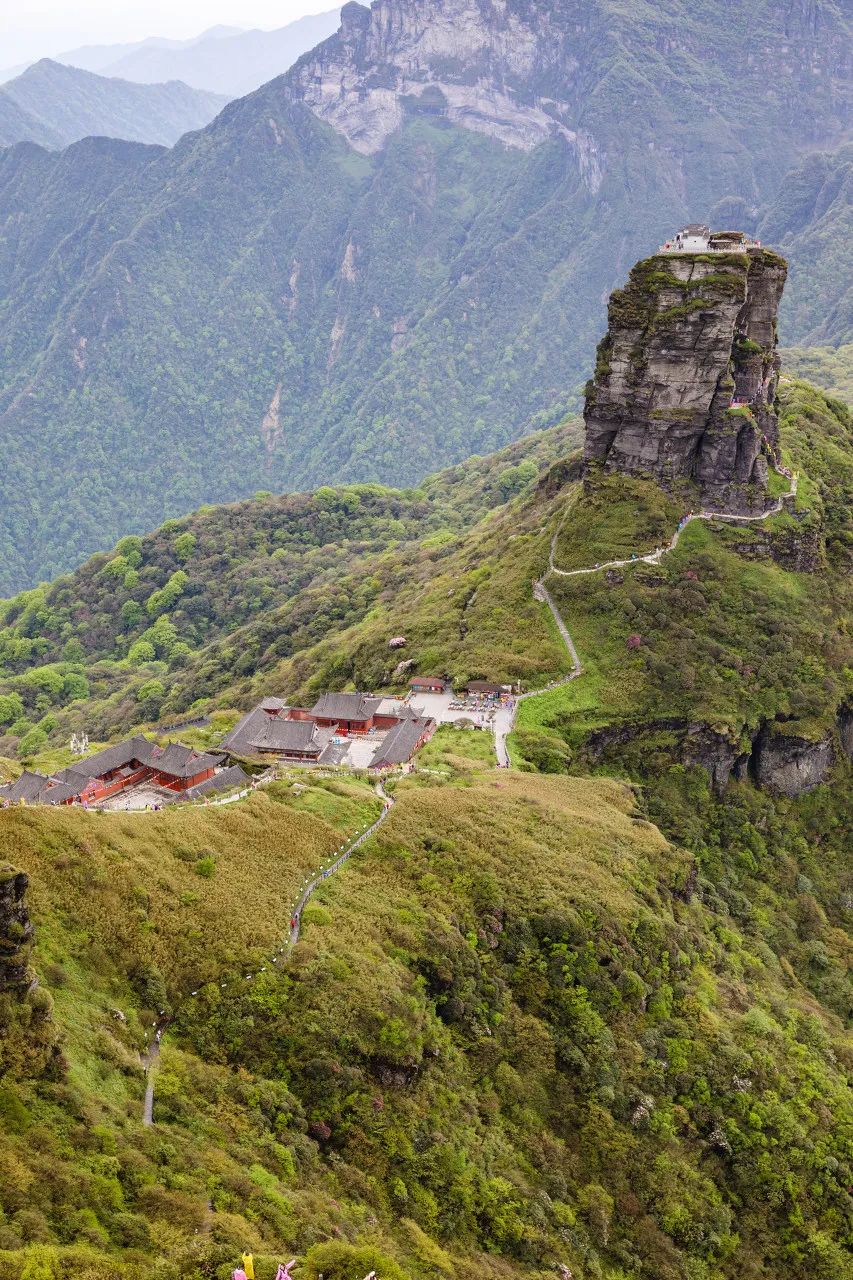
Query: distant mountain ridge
1 11 343 100
0 0 850 593
96 10 343 97
0 59 227 149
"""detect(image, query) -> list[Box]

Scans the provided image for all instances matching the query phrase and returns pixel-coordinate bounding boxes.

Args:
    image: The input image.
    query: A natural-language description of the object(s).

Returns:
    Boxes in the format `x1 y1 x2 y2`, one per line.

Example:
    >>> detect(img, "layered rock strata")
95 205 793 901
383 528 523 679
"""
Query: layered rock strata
583 245 788 513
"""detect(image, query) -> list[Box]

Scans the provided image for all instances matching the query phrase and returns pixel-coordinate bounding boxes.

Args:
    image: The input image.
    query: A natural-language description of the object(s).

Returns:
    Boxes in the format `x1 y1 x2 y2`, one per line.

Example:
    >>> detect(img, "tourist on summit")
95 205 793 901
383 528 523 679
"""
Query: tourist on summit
241 1252 255 1279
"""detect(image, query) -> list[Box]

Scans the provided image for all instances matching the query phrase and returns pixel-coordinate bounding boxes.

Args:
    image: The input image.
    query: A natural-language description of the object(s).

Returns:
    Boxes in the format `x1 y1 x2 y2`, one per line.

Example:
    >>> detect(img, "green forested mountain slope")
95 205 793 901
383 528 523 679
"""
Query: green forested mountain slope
0 422 580 754
761 145 853 346
782 343 853 403
1 762 850 1280
0 60 227 149
0 0 849 592
0 376 850 1275
0 93 60 149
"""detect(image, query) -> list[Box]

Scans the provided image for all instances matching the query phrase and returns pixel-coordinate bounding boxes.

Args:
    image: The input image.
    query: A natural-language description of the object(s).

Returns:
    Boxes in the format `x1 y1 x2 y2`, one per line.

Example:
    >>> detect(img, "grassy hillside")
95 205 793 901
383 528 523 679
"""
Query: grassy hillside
516 382 853 751
1 756 850 1279
0 378 851 1277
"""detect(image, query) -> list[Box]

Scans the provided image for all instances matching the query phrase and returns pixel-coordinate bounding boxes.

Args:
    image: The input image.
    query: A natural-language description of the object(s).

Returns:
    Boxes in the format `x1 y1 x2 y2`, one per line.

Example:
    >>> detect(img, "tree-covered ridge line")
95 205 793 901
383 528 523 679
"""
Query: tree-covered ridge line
0 421 581 757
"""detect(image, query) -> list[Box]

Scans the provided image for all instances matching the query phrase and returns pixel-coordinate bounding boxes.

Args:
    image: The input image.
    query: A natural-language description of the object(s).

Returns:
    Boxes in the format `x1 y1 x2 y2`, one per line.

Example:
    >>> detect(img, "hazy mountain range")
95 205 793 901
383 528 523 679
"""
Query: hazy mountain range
1 10 343 100
0 0 849 592
0 59 227 149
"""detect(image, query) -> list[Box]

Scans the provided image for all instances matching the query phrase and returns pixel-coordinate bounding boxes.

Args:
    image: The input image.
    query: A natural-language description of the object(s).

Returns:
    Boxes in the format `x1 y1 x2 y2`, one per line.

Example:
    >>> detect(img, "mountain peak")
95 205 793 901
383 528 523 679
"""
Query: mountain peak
584 238 788 513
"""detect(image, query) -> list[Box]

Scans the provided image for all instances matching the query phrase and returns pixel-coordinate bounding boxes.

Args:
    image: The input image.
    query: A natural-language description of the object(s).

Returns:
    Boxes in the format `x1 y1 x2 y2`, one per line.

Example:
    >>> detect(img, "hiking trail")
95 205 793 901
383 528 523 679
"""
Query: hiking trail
142 780 394 1125
500 466 799 757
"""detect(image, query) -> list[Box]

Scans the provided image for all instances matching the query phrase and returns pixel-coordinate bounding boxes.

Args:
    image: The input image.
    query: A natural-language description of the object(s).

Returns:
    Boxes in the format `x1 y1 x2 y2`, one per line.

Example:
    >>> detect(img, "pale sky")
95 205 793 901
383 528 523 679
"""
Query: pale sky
0 1 335 67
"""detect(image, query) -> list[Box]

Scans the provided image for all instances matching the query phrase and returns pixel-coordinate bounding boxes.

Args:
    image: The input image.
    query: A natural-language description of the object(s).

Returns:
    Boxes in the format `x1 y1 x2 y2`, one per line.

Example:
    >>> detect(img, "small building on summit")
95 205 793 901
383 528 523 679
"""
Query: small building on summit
672 223 711 251
660 226 761 254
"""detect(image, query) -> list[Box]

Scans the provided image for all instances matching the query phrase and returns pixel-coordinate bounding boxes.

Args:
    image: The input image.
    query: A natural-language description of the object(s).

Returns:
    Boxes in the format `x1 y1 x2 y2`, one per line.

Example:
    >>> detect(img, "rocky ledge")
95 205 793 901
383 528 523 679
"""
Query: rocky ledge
583 705 853 798
583 245 788 514
0 865 35 994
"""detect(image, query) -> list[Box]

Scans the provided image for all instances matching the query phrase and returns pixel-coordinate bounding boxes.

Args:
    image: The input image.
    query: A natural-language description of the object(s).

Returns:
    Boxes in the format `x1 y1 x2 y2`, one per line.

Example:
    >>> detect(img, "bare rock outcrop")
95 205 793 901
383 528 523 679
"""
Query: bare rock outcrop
284 0 603 187
0 865 62 1080
0 866 35 995
581 710 850 799
752 727 835 797
583 245 788 514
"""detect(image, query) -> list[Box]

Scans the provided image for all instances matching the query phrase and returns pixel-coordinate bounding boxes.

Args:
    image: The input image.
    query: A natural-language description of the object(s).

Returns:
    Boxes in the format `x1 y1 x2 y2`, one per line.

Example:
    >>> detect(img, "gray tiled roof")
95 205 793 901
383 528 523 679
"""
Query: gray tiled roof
220 706 325 757
74 735 154 778
54 765 98 788
369 718 434 768
310 693 381 722
180 765 249 801
147 742 222 779
38 781 85 806
0 770 86 806
0 771 53 804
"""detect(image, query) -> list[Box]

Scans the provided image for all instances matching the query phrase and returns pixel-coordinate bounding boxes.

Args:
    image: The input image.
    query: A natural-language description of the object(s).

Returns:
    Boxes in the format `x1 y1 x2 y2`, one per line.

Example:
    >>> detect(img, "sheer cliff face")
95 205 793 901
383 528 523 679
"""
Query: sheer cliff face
583 249 788 512
285 0 849 191
285 0 603 186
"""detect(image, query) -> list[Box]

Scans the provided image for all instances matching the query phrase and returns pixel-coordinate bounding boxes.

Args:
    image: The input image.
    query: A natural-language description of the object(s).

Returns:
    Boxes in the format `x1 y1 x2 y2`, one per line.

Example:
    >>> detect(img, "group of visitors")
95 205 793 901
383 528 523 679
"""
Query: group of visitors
233 1260 377 1280
232 1255 294 1280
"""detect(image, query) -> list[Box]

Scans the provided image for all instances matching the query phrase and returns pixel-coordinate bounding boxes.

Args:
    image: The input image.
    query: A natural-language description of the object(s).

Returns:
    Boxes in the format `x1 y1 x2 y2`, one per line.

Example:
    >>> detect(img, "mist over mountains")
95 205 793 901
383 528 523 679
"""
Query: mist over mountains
18 10 344 100
0 59 227 149
0 0 849 593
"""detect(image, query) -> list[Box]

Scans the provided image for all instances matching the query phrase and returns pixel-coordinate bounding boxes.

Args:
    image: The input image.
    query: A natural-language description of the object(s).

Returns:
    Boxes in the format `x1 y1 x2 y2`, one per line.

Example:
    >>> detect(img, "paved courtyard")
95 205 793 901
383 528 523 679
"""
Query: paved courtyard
407 691 515 765
97 783 176 811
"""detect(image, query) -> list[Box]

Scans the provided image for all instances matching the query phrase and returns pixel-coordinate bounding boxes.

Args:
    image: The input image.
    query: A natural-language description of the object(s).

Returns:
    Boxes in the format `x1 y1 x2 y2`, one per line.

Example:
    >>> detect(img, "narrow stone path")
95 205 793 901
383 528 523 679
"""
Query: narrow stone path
501 467 800 757
141 781 394 1125
549 472 798 579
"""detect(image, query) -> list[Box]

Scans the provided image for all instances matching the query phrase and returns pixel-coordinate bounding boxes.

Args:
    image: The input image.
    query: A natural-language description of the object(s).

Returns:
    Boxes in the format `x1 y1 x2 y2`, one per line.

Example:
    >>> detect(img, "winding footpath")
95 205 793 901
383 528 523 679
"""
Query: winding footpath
497 466 799 762
142 780 394 1125
548 471 798 581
